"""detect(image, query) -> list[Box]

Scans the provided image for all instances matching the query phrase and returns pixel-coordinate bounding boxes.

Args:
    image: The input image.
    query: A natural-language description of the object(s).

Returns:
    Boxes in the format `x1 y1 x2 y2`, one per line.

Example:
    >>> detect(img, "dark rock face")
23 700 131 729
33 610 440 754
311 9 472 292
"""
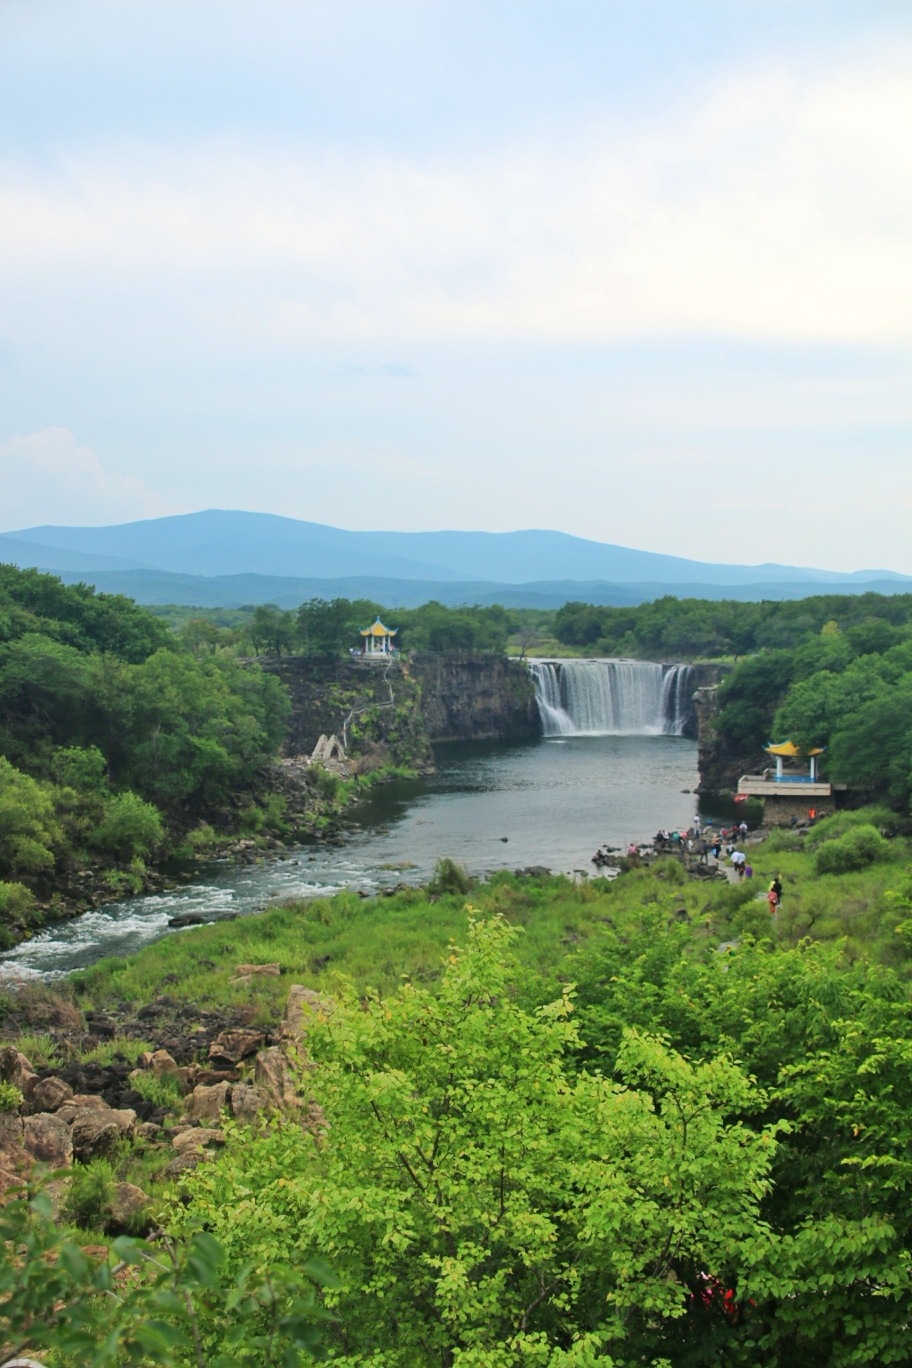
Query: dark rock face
410 654 540 742
693 671 766 797
263 653 540 768
264 657 434 771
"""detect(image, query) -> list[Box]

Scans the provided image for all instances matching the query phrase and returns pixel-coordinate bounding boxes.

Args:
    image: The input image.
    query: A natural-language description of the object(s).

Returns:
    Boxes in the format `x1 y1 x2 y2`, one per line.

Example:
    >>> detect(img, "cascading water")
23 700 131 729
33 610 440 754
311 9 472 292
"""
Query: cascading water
529 659 694 738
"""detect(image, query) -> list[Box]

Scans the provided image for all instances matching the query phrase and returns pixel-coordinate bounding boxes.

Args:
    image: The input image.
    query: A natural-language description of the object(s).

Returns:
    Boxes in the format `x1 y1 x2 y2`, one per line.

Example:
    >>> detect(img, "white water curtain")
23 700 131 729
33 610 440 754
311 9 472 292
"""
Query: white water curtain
529 660 693 737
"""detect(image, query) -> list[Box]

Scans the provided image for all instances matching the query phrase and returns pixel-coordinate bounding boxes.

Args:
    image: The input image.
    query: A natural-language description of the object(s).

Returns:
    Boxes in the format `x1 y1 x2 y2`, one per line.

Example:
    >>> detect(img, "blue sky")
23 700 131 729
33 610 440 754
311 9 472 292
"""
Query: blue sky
0 1 910 571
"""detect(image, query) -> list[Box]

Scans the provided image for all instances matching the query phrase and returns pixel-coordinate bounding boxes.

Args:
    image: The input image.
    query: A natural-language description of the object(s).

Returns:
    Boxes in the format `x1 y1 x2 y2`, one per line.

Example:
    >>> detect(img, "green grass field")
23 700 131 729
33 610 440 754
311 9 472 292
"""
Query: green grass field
75 817 912 1025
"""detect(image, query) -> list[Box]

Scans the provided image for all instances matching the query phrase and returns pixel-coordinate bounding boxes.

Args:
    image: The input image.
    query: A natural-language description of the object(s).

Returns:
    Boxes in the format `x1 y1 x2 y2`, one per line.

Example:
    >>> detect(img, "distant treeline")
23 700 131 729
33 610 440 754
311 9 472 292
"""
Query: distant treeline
553 591 912 659
159 597 524 658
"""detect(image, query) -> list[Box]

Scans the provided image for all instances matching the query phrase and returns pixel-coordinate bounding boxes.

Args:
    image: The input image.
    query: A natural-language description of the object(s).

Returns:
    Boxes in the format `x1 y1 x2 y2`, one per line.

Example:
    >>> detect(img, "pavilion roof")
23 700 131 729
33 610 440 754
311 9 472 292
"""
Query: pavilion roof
765 739 825 757
360 617 397 637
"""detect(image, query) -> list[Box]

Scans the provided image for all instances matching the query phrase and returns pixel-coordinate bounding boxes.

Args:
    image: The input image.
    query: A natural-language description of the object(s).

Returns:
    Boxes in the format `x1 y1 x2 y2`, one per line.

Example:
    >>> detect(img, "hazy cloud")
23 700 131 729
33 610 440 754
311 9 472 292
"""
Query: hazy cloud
0 428 170 530
0 54 909 348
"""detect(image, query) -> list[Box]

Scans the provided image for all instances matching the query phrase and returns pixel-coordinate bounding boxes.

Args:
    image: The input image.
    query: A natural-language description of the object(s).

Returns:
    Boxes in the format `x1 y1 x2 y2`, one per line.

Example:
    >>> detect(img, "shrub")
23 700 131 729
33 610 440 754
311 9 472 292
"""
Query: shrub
805 805 896 850
307 766 340 802
92 791 164 860
129 1070 183 1109
62 1159 115 1230
0 1081 22 1112
79 1039 154 1067
0 879 37 923
427 856 474 896
816 824 890 875
11 1032 60 1070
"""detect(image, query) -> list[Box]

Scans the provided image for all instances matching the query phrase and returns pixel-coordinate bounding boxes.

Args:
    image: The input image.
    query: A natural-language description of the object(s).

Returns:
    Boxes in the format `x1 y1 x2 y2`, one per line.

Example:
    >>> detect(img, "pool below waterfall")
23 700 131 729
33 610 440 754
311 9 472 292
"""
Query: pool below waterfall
1 734 699 980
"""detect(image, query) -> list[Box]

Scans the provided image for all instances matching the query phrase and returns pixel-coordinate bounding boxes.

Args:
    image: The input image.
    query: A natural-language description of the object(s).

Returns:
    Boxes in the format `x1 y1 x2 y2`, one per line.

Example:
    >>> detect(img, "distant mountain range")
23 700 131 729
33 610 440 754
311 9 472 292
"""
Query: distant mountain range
1 510 909 609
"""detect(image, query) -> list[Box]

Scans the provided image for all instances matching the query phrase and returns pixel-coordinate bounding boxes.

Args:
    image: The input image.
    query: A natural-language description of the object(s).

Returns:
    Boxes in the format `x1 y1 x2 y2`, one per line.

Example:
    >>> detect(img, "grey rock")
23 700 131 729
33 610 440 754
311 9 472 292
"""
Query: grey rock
171 1127 224 1154
71 1111 121 1161
254 1047 297 1111
28 1076 74 1114
208 1029 264 1068
108 1181 149 1228
23 1112 73 1167
229 1083 263 1124
188 1080 231 1124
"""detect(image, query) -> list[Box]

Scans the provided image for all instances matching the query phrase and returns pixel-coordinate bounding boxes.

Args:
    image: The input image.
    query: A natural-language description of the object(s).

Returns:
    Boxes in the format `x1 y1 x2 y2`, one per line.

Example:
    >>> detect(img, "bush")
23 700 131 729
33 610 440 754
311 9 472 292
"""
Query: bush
92 791 164 860
62 1159 115 1230
308 766 340 802
815 824 890 875
0 758 59 878
129 1070 183 1109
427 856 474 896
0 1081 22 1112
0 879 37 923
805 805 896 850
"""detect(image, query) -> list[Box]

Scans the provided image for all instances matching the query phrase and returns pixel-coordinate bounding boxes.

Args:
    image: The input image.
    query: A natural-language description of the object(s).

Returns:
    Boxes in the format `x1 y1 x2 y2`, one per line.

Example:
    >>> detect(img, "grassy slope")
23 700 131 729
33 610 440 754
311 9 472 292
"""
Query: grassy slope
76 831 912 1024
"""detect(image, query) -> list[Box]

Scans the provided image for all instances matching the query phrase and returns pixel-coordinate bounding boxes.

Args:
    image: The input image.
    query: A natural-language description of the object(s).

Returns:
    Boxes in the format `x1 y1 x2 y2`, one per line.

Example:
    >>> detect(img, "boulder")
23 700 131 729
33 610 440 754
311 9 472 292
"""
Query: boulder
254 1047 298 1111
171 1127 224 1155
108 1108 137 1137
72 1093 108 1109
234 962 280 978
150 1049 179 1076
0 1046 38 1099
23 1112 73 1167
208 1029 264 1068
29 1076 74 1114
282 985 325 1042
134 1121 162 1142
229 1083 263 1124
187 1080 231 1124
0 1112 24 1154
71 1111 121 1161
160 1152 203 1179
108 1182 149 1229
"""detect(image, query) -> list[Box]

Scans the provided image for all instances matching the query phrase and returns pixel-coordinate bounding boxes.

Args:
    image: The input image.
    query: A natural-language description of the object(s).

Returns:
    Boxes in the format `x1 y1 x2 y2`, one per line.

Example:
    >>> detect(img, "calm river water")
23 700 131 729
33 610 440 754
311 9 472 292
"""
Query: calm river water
2 735 698 979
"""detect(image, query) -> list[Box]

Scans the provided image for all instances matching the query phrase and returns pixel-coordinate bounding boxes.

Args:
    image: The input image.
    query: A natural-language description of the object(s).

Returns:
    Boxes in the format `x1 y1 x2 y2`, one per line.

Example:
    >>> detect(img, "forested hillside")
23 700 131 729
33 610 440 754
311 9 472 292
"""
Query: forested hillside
0 566 288 937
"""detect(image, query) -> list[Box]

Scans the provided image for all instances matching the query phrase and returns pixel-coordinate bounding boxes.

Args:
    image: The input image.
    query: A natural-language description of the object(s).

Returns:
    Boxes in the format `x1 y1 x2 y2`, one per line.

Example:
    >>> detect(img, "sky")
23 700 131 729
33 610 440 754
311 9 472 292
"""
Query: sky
0 0 910 572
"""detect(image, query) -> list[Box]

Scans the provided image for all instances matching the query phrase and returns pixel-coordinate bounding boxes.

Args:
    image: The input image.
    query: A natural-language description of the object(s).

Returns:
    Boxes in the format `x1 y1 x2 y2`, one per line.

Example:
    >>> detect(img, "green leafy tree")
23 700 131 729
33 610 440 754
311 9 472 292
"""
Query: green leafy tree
0 756 60 877
0 1179 334 1366
296 598 381 657
250 605 298 656
92 790 164 860
180 917 778 1365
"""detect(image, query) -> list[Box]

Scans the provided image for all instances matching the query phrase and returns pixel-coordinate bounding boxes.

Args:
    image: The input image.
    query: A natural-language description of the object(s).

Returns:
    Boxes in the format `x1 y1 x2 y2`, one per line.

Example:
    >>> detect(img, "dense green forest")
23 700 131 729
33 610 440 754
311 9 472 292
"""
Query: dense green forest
9 818 912 1365
0 566 288 935
553 590 912 659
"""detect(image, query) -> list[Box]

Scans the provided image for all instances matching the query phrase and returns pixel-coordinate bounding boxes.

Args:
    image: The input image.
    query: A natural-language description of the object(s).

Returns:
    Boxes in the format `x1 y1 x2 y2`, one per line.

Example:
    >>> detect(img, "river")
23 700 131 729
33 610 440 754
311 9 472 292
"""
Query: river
1 734 698 980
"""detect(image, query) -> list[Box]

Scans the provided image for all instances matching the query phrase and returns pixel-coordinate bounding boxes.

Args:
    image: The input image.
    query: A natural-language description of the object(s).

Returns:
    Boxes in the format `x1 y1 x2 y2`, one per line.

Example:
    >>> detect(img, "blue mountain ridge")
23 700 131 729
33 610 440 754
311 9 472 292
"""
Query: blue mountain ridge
1 510 907 589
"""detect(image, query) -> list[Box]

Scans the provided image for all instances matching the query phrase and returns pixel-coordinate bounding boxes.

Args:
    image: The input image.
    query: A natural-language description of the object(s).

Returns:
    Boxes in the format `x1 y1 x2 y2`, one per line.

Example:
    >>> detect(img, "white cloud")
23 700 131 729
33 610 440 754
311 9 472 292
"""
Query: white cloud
0 428 170 530
0 52 910 347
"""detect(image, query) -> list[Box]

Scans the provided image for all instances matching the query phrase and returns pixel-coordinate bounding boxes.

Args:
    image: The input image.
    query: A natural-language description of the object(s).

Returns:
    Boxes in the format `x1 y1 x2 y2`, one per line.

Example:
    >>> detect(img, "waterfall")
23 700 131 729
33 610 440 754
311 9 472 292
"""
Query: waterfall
660 664 696 737
529 659 694 738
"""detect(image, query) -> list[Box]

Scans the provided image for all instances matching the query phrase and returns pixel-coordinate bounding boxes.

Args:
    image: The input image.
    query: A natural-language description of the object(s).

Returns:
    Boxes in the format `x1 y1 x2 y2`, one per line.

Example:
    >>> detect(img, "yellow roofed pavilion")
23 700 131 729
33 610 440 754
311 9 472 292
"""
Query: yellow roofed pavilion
359 617 398 656
765 739 825 781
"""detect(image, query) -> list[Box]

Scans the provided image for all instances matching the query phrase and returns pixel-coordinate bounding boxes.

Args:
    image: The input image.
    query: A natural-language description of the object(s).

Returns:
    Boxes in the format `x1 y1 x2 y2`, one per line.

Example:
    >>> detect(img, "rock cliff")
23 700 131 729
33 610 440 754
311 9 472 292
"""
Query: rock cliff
410 654 540 742
262 653 540 773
